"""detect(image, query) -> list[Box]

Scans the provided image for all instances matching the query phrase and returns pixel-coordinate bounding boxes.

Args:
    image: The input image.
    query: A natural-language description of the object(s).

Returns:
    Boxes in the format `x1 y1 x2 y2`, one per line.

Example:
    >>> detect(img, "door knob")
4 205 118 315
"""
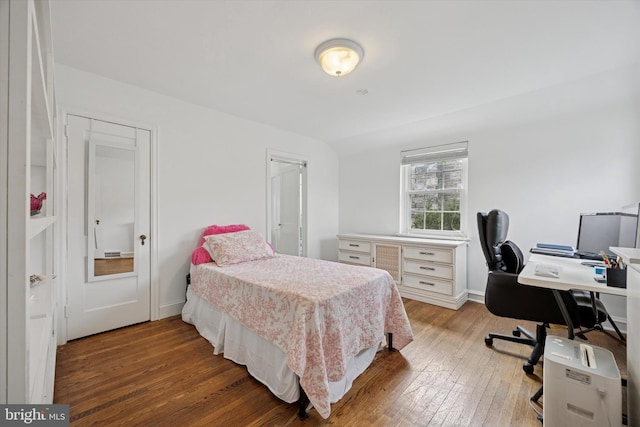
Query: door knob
140 234 147 245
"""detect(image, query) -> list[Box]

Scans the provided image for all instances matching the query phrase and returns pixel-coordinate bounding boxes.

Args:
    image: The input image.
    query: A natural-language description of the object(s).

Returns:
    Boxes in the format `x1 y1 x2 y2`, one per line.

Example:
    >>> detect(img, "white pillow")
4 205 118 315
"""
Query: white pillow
203 230 275 266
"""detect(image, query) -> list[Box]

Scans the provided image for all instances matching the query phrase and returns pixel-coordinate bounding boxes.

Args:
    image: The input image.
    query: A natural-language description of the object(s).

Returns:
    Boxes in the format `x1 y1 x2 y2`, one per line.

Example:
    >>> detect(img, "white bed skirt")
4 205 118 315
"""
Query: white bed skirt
182 288 380 405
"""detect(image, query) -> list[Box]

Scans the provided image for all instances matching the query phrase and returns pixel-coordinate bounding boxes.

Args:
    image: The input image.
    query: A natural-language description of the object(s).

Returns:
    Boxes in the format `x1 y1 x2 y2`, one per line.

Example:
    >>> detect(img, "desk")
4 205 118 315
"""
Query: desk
519 251 637 426
610 247 640 426
519 253 626 339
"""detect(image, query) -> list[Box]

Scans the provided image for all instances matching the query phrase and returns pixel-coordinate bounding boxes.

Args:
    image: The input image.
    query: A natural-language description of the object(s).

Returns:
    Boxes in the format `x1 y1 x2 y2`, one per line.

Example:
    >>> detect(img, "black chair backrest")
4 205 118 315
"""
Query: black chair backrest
477 209 524 274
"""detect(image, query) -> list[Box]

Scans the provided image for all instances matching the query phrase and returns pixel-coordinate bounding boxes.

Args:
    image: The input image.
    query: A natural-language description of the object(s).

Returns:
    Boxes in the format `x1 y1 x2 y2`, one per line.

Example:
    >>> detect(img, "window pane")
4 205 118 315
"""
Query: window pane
443 170 462 189
411 172 427 191
443 212 460 231
443 192 460 211
424 212 442 230
425 171 441 190
426 194 442 210
410 194 426 209
411 211 425 229
442 159 461 171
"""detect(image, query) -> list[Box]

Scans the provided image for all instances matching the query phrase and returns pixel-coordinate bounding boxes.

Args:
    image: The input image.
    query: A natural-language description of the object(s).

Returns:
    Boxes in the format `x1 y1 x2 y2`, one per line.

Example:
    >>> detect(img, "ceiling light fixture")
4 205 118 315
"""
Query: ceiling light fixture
314 38 364 77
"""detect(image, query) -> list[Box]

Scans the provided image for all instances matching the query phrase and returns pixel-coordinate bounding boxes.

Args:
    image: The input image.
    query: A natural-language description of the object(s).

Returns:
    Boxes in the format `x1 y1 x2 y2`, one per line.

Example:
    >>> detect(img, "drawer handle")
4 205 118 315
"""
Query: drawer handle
419 266 436 271
419 281 435 286
349 256 360 259
349 244 360 247
419 251 435 255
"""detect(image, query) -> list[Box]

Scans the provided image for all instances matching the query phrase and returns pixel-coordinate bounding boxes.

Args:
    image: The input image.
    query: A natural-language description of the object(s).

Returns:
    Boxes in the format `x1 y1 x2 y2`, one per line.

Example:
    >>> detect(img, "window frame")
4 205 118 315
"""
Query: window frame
399 142 469 239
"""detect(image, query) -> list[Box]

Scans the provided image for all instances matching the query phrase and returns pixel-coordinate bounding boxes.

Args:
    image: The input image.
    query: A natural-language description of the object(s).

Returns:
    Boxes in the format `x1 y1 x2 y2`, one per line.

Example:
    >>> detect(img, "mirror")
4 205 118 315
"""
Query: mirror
87 140 136 280
267 153 307 256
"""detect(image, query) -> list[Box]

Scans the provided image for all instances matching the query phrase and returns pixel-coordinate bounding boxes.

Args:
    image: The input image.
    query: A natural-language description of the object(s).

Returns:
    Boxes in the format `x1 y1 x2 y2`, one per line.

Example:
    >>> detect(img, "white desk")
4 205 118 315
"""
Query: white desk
519 253 627 297
519 251 636 425
610 247 640 426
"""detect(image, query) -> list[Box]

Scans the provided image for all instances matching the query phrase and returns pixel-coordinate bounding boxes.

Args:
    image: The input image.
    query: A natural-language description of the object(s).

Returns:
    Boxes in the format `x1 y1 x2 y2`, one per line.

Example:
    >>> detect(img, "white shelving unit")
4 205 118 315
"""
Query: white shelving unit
1 0 59 404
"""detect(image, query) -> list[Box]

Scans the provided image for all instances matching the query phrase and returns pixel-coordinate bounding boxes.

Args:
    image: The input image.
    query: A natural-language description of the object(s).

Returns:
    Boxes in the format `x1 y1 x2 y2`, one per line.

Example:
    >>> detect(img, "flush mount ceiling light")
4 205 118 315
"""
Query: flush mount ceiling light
314 38 364 77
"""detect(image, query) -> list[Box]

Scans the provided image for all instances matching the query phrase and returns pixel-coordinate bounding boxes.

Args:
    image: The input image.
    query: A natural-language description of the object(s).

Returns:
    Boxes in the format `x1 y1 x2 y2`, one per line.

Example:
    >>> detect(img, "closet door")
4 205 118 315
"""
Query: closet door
66 115 151 340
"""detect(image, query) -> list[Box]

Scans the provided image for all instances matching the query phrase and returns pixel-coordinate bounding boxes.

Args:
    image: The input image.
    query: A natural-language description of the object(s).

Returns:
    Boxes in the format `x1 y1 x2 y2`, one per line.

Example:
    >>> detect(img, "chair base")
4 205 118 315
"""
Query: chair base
577 318 626 343
485 323 547 374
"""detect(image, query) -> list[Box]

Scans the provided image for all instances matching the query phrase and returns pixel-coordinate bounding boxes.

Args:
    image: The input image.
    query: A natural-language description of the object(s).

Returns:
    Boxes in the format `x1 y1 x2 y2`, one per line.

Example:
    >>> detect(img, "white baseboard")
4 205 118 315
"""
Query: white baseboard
159 300 185 319
466 289 485 304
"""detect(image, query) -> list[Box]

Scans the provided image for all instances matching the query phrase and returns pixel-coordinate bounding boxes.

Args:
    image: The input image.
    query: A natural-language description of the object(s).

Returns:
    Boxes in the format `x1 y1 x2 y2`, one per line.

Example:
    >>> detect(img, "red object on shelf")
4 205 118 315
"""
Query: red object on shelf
30 192 46 214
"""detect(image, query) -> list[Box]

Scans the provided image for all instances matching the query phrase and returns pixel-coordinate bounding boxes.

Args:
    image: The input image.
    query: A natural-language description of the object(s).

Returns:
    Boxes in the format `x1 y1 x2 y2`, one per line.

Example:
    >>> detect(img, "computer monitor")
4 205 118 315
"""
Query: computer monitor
621 202 640 248
576 211 639 257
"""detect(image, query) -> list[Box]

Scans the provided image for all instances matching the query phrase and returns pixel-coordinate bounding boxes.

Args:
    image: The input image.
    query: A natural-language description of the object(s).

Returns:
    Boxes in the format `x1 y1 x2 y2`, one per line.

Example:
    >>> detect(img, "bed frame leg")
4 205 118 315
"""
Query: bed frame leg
387 332 396 351
297 382 309 420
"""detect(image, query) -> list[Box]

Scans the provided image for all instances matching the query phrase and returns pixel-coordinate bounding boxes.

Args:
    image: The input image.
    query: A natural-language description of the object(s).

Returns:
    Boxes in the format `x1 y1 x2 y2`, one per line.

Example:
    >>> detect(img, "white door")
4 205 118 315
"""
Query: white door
270 160 305 256
66 114 151 340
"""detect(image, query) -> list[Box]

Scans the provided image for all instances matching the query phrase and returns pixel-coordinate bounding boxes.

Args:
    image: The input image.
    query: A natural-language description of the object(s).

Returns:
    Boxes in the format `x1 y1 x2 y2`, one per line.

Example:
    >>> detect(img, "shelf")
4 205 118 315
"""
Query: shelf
29 215 56 239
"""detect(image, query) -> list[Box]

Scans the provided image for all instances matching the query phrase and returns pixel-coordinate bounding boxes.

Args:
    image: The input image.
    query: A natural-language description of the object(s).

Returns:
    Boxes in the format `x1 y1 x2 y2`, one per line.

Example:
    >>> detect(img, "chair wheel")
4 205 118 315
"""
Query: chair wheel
485 336 493 346
523 362 534 374
512 329 521 337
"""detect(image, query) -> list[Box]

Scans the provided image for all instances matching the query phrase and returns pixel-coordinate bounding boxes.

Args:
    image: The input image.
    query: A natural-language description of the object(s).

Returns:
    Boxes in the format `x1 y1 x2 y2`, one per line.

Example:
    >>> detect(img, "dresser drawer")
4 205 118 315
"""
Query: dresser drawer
403 260 453 280
339 251 371 266
404 246 453 264
338 240 371 254
403 274 453 295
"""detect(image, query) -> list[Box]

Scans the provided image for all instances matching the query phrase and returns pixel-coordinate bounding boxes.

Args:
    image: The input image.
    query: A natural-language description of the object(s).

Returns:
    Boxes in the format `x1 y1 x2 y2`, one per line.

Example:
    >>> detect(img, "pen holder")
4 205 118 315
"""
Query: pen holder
606 267 627 288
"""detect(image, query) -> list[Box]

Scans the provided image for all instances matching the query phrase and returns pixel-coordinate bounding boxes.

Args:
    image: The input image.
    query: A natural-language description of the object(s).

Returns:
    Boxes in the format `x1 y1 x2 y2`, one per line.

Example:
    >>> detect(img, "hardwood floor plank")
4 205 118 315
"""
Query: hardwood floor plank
54 299 626 426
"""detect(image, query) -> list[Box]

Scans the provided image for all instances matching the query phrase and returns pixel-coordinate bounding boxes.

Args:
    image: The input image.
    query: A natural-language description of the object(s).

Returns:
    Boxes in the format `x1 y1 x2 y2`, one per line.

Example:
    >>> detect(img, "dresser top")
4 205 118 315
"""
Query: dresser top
338 233 468 248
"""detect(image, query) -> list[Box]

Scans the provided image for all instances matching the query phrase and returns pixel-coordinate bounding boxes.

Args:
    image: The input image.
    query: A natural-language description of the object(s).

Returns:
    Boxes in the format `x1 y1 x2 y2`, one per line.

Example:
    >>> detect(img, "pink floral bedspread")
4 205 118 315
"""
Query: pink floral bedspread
189 254 413 419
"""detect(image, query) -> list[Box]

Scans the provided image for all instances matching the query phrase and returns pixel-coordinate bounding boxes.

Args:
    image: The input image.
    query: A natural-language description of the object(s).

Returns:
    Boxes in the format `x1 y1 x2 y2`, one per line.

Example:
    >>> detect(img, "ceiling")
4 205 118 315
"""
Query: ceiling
50 1 640 153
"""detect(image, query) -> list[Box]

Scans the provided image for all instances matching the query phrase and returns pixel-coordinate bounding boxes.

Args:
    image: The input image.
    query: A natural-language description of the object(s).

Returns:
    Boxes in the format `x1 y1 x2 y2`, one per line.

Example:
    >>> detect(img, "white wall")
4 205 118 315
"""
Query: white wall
339 64 640 321
56 64 340 318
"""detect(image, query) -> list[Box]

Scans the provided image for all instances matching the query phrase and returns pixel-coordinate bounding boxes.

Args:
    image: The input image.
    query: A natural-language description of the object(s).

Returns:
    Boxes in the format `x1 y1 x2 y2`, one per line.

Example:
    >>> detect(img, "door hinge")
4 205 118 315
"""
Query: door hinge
64 305 69 318
64 124 70 137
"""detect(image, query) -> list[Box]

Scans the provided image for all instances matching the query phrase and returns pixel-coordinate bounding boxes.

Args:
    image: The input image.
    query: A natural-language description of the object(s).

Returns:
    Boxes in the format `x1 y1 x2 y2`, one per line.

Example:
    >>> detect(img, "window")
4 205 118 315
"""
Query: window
400 142 468 238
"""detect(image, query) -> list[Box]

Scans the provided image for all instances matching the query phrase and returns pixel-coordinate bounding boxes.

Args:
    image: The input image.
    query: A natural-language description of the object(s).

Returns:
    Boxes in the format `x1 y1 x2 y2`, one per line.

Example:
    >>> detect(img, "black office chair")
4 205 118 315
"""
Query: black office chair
478 209 611 374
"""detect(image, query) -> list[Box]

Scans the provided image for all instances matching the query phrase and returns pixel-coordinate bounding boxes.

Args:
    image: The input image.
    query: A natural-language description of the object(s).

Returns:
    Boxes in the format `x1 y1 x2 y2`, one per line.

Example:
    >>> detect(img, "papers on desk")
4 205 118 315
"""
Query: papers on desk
530 243 576 258
534 263 561 278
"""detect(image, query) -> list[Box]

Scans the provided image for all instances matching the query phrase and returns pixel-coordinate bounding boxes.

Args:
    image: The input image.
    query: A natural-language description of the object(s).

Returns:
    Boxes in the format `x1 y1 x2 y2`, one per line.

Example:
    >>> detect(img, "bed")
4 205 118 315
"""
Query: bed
182 229 413 419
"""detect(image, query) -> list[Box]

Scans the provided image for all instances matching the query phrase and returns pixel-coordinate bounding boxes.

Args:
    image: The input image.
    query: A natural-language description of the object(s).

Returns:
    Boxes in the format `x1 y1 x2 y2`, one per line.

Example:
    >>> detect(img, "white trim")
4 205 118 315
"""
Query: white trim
149 126 159 320
159 301 184 319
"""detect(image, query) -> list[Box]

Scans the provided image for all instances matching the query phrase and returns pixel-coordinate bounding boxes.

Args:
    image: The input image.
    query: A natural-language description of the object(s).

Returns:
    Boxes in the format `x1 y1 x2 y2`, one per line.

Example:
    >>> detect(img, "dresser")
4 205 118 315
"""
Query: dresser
337 234 468 309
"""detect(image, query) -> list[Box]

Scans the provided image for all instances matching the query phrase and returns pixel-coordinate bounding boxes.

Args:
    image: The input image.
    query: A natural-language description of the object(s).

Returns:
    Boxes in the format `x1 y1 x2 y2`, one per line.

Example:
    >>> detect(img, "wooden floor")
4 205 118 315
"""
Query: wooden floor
54 299 627 426
94 258 134 276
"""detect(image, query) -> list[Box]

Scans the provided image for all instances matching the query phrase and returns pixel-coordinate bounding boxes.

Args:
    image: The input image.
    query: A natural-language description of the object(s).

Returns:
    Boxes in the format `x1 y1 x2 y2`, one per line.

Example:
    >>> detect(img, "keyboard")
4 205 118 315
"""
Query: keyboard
575 251 604 261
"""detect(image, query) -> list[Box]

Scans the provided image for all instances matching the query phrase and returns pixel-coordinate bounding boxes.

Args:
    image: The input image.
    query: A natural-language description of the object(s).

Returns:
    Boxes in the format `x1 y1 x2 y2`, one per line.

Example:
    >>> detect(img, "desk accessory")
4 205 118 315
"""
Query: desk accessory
606 267 627 288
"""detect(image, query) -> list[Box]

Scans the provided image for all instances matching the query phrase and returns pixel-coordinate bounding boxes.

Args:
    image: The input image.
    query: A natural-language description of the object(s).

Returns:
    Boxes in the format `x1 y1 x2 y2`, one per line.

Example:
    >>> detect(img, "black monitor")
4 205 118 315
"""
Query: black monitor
622 202 640 248
576 211 639 258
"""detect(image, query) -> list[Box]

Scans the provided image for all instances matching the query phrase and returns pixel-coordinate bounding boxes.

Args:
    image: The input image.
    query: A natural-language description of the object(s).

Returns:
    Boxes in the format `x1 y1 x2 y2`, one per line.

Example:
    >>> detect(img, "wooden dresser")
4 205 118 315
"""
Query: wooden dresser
338 234 468 310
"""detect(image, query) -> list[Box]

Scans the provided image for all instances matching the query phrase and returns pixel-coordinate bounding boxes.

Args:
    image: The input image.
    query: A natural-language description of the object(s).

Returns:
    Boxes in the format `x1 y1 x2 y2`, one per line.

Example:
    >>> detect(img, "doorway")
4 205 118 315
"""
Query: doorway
65 114 153 340
267 152 307 256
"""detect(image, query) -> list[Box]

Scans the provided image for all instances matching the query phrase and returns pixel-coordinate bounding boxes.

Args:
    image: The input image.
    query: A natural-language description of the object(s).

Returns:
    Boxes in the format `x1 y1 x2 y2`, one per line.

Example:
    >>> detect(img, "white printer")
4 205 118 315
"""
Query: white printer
543 336 622 426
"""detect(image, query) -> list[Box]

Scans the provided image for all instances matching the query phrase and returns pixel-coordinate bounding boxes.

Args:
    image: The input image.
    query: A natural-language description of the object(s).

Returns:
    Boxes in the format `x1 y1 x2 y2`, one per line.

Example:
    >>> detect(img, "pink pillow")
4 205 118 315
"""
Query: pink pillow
203 230 275 266
191 224 251 265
